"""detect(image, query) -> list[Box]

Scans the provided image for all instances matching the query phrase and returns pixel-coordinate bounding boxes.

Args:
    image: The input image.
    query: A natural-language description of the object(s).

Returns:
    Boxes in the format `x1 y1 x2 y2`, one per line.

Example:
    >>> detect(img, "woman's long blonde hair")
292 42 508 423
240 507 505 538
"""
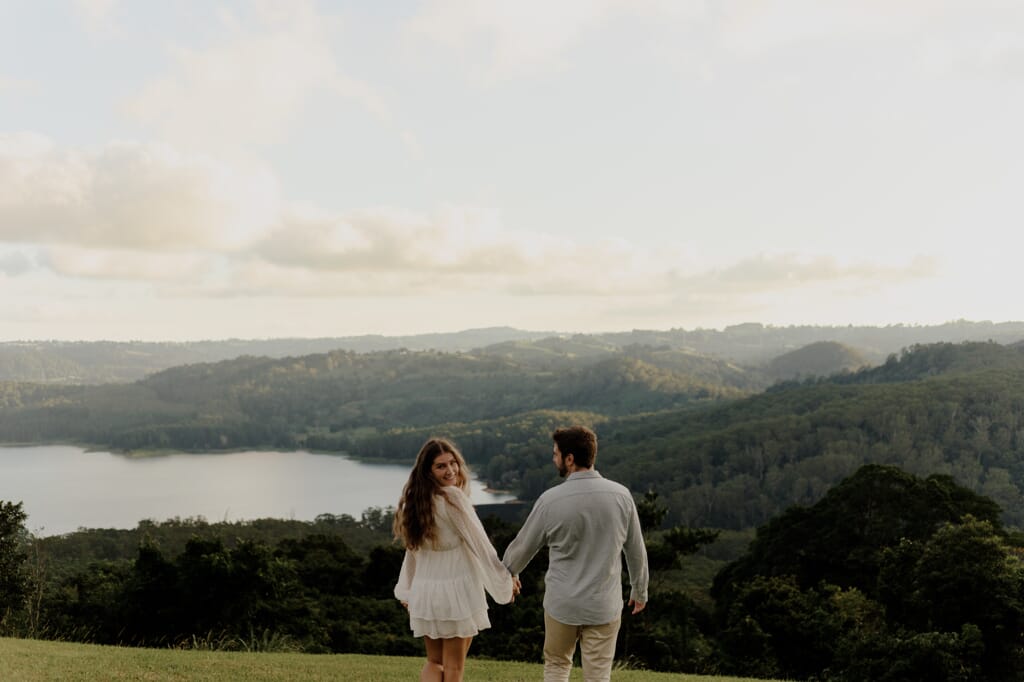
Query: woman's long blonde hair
393 437 470 550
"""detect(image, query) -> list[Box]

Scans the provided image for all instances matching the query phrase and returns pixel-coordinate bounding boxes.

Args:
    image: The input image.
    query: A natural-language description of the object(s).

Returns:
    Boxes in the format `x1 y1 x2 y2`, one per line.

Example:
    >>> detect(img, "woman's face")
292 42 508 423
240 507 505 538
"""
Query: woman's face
431 451 459 487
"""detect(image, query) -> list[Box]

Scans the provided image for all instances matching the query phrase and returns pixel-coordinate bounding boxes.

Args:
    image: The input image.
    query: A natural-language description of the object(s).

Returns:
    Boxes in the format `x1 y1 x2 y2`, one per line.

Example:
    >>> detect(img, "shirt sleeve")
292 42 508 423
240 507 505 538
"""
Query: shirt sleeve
393 549 415 602
501 497 547 576
441 486 514 604
623 496 649 604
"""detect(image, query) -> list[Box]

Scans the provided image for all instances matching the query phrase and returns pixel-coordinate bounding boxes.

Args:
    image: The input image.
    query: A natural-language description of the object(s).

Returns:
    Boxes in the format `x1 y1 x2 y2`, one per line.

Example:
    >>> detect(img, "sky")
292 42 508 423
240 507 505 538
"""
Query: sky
1 0 1022 341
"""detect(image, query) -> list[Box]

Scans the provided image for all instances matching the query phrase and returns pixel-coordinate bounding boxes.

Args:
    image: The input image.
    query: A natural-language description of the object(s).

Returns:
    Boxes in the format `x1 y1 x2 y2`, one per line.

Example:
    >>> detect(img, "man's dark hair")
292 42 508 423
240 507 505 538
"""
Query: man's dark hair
552 425 598 469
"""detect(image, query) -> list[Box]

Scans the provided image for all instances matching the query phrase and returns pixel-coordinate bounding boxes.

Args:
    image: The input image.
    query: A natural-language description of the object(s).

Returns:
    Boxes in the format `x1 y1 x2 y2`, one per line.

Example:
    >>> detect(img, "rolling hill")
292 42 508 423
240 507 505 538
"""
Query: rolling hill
764 341 868 381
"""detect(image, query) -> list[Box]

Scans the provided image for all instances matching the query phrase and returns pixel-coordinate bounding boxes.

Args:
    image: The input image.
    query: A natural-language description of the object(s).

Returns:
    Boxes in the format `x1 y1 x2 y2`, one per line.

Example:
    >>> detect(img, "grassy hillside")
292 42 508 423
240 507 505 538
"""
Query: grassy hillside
0 638 779 682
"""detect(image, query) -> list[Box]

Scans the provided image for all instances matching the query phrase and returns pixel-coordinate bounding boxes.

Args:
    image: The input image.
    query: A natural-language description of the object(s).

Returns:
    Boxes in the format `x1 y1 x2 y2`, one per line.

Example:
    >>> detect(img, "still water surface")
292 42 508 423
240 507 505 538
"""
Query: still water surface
0 445 513 536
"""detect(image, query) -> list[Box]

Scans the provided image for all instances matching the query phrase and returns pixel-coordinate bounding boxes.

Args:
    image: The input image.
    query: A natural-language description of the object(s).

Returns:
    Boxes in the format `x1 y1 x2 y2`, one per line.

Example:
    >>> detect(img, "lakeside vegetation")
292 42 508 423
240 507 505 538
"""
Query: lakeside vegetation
2 462 1024 680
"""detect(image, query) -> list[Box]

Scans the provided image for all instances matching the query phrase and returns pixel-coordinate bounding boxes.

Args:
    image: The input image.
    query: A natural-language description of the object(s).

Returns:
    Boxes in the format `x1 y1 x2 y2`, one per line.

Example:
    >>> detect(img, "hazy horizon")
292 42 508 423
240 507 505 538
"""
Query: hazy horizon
3 2 1022 340
3 318 1024 345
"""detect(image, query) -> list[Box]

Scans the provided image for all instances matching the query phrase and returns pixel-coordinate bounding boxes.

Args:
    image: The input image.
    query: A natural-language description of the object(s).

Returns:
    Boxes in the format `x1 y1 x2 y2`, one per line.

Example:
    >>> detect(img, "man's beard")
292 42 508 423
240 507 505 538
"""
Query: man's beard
556 460 569 478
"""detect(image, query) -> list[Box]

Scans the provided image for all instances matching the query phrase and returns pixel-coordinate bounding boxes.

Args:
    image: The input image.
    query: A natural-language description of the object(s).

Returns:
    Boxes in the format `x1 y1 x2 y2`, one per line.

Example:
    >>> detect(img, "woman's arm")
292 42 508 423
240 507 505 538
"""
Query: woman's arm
442 487 515 604
393 549 416 605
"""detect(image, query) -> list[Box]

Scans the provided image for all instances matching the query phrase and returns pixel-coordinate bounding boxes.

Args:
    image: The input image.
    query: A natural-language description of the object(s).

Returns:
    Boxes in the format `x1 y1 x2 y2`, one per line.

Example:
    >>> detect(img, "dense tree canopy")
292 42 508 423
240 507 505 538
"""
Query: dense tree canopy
713 466 1024 681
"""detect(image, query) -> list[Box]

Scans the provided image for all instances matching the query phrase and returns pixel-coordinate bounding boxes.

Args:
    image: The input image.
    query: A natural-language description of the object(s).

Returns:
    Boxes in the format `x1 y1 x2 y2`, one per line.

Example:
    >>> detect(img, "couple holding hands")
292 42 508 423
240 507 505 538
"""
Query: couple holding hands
393 426 649 682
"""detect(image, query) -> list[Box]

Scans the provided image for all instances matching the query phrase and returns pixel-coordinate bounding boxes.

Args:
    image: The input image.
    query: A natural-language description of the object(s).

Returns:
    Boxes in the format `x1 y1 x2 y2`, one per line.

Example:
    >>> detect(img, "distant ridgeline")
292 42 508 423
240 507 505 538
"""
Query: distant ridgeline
2 320 1024 384
3 328 1024 532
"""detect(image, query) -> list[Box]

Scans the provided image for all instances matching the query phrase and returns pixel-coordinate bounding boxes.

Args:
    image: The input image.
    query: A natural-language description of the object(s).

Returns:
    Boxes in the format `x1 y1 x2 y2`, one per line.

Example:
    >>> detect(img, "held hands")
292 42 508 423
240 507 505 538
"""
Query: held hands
628 599 646 615
507 573 524 602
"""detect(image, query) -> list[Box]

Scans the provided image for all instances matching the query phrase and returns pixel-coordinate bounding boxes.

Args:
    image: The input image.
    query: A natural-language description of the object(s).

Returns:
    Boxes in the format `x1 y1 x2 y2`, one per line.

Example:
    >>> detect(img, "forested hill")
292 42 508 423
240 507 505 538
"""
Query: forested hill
764 341 868 381
6 339 1024 533
3 319 1024 384
593 341 1024 529
333 341 1024 527
0 342 764 458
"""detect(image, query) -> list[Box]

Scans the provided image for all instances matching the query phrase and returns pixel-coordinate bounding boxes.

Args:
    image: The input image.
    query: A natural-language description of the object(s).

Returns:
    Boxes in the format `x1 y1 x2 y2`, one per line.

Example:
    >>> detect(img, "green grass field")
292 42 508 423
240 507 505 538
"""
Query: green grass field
0 637 781 681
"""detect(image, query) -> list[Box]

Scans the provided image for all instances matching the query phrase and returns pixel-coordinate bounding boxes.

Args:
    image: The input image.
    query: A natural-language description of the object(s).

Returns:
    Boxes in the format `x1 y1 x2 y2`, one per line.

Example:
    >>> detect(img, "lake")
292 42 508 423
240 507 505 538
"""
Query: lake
0 445 515 536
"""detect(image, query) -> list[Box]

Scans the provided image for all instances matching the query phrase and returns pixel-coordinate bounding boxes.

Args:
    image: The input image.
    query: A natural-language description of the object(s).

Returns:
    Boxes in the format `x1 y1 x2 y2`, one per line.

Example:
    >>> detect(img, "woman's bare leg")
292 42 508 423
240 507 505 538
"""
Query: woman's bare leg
421 637 444 682
441 636 473 682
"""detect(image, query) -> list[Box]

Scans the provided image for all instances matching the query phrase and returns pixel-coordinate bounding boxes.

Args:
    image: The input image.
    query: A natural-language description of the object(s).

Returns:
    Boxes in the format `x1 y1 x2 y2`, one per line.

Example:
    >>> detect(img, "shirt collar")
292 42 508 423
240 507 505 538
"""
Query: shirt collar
566 469 602 481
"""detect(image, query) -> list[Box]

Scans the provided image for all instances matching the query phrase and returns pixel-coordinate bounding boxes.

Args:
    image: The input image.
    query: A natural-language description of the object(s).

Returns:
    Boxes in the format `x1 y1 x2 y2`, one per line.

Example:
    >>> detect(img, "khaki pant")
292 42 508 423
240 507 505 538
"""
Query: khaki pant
543 612 621 682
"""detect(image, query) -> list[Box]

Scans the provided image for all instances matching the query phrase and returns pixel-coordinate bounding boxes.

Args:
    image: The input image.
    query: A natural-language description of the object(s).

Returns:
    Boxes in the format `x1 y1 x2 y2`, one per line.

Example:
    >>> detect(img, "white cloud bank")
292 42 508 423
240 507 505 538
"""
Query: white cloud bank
0 133 279 251
0 134 937 312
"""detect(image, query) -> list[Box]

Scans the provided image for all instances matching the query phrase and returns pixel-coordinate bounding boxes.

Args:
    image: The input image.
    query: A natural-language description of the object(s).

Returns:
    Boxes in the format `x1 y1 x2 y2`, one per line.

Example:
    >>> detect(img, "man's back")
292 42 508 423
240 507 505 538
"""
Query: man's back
502 470 648 625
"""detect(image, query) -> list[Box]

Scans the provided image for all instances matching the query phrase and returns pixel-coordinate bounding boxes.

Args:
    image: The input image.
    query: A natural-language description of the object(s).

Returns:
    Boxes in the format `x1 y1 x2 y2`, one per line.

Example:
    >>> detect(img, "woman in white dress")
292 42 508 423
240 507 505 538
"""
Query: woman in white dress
393 437 516 682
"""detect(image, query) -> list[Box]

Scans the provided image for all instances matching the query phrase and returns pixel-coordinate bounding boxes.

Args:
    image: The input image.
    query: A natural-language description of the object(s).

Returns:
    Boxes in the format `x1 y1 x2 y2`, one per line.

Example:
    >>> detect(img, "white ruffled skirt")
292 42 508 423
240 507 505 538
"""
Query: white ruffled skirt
407 545 491 639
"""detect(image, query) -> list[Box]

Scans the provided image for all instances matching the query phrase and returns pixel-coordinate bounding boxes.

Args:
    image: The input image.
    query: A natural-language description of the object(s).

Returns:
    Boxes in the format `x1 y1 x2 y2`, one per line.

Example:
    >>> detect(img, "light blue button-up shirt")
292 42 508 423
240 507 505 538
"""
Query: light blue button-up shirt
502 469 649 625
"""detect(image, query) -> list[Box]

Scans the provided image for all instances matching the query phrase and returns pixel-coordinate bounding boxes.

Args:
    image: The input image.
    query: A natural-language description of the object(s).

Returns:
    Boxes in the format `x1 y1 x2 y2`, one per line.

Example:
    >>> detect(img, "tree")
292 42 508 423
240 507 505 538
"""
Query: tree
0 500 30 631
717 575 839 679
713 464 1002 607
713 466 1024 681
877 516 1024 680
615 490 719 672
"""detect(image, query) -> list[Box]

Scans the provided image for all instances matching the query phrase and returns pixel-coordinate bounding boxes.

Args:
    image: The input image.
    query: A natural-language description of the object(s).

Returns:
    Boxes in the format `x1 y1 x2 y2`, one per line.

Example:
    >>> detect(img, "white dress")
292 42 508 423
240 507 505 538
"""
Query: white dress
394 485 514 639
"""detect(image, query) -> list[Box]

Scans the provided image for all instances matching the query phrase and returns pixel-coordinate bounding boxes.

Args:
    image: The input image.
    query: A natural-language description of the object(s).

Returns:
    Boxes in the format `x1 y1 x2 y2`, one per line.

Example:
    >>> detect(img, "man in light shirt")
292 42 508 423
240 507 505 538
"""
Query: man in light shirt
502 425 649 682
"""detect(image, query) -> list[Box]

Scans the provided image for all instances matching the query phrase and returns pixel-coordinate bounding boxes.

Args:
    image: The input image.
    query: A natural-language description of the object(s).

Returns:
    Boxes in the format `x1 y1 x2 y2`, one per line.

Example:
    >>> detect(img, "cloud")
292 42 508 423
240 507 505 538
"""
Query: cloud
123 2 395 151
109 203 660 298
918 25 1024 78
39 246 216 282
0 250 34 277
0 136 653 294
72 0 119 36
410 0 608 77
254 205 530 274
243 205 678 298
0 76 39 96
0 135 940 306
687 252 938 293
581 252 941 330
408 0 1024 86
409 0 702 79
718 1 917 55
716 1 1024 78
0 133 280 251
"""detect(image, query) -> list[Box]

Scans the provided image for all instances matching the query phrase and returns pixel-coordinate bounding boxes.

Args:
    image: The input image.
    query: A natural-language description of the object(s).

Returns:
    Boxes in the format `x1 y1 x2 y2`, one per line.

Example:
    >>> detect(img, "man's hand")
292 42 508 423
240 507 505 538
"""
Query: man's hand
628 599 646 615
512 575 522 597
